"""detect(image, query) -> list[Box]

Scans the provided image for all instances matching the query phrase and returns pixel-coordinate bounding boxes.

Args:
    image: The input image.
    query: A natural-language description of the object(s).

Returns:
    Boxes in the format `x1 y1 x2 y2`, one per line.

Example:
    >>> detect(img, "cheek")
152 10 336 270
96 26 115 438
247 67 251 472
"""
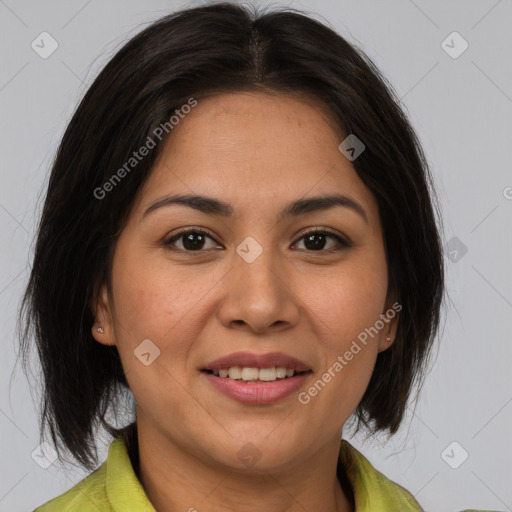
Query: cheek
110 251 221 366
108 255 208 416
302 349 376 433
306 256 388 344
297 253 387 408
112 250 180 333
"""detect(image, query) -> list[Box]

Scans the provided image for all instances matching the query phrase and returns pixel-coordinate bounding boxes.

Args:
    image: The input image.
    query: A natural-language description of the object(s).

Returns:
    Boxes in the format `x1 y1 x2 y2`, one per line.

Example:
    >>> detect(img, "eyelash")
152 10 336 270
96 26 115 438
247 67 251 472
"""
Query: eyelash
163 226 351 253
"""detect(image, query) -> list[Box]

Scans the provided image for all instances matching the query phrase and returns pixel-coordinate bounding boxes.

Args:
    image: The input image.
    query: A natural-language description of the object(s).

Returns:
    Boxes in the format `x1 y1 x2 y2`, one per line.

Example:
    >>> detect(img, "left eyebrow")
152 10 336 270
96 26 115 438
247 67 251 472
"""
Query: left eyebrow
141 193 369 225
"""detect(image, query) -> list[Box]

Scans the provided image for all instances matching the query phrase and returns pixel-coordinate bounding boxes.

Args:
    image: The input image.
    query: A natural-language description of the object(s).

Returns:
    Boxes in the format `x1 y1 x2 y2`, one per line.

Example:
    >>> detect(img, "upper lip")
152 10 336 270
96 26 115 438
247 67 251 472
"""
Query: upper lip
203 351 312 372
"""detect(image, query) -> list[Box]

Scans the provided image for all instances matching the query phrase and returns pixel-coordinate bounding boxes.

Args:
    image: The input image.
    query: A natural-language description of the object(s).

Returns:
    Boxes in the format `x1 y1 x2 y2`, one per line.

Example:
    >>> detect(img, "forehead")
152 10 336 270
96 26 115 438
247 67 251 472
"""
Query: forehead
168 91 344 155
134 91 378 227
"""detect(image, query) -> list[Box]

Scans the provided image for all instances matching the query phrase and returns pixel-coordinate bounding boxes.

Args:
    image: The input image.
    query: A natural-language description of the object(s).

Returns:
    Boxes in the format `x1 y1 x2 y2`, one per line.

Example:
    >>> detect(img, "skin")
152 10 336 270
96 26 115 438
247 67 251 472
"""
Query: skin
92 91 399 512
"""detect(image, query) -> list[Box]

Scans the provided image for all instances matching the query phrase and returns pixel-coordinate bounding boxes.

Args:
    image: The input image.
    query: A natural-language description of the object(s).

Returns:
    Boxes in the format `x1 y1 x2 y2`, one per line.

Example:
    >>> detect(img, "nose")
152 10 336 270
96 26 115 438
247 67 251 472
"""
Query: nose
216 244 301 334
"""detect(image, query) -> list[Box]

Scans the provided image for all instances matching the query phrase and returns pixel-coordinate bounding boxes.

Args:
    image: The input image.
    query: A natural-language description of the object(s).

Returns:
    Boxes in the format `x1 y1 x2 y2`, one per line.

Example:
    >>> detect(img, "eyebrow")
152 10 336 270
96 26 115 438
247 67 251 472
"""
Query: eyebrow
141 193 369 224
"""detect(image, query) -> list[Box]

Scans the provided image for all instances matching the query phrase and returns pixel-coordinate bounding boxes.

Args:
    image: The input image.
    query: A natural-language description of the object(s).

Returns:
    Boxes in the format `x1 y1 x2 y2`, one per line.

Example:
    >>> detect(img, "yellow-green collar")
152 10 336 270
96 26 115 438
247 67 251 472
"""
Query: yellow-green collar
106 436 156 511
105 436 423 511
35 435 424 511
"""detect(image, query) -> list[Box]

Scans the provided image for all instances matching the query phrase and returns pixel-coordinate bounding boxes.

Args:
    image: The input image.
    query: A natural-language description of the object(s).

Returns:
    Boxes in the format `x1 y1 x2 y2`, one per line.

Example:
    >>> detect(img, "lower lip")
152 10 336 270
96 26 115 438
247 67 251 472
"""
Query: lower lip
202 371 311 405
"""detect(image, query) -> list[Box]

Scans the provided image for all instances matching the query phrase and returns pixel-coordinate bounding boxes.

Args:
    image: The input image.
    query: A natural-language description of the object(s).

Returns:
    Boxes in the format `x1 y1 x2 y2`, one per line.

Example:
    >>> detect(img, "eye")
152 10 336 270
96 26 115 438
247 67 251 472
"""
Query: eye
163 228 221 251
292 228 351 252
163 227 351 253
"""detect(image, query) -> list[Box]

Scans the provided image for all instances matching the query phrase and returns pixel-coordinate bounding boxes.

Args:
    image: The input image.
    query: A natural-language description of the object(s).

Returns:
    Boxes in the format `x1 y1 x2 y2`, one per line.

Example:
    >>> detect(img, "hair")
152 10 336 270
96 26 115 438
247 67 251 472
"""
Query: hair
17 1 445 471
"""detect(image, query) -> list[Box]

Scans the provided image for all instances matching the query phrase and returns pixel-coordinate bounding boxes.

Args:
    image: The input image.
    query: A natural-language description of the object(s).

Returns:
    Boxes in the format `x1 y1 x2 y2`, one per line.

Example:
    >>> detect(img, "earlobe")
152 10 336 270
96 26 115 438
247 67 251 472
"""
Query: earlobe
377 296 400 352
90 284 115 346
92 323 115 346
378 334 395 353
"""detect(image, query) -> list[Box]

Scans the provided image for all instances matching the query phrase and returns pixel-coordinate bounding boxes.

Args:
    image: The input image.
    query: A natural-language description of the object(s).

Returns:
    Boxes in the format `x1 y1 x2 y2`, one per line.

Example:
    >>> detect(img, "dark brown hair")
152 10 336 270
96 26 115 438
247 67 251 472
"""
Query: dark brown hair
17 1 444 471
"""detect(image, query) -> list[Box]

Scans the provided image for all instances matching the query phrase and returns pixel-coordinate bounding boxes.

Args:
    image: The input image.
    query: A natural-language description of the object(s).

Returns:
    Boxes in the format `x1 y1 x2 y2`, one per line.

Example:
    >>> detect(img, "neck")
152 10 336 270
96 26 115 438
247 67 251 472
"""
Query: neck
128 416 355 512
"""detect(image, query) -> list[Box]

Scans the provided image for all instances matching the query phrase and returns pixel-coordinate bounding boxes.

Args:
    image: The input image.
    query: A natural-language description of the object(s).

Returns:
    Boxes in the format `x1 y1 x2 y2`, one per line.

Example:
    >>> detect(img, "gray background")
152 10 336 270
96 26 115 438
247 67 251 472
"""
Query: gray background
1 0 511 511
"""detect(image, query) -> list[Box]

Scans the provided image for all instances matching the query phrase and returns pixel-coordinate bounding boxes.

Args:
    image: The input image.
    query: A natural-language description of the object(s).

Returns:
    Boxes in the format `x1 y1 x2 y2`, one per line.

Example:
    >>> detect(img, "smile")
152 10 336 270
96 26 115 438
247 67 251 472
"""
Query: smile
201 368 312 404
206 366 306 381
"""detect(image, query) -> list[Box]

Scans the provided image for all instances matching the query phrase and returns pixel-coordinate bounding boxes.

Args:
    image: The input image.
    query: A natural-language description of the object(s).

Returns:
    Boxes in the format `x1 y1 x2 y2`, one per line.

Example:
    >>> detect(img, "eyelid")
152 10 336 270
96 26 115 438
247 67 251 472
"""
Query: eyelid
294 226 350 243
167 226 217 240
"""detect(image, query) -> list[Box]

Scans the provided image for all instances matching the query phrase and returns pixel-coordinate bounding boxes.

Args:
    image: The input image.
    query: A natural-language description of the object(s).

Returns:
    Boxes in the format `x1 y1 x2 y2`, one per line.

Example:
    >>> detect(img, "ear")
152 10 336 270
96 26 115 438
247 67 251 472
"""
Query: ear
90 283 116 346
377 292 401 353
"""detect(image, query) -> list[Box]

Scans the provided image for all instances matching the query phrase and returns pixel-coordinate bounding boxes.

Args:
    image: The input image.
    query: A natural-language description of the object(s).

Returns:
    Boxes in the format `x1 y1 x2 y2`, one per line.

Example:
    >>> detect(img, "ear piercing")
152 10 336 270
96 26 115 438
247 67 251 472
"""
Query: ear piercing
97 325 393 340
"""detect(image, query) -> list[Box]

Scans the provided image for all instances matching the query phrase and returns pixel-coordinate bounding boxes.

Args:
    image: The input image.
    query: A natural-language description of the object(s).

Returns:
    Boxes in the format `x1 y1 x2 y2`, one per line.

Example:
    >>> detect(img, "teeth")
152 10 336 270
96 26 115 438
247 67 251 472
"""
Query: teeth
211 366 299 381
276 367 287 378
241 367 259 381
259 368 277 381
228 367 242 379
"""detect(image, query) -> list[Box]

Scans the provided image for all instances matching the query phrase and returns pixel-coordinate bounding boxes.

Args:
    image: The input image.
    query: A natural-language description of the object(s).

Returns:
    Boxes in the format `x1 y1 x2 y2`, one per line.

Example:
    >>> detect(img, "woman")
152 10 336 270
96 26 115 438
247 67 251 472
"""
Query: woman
20 2 448 511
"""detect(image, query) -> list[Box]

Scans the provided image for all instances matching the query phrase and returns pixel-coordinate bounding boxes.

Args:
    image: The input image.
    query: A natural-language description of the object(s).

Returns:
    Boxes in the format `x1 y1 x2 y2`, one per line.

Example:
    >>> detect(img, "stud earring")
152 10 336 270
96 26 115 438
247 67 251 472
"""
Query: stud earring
97 326 104 333
386 336 391 341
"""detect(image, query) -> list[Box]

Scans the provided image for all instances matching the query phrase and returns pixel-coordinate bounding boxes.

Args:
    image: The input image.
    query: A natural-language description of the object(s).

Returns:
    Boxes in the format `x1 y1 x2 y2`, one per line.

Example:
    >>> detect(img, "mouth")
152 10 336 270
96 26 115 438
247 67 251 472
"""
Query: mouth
201 351 313 404
203 351 312 374
201 367 312 382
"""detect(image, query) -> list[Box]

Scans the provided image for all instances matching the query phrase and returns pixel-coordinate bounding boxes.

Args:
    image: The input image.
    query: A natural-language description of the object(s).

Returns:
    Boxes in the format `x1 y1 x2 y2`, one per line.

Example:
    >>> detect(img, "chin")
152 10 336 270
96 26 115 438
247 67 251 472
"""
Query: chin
205 434 302 473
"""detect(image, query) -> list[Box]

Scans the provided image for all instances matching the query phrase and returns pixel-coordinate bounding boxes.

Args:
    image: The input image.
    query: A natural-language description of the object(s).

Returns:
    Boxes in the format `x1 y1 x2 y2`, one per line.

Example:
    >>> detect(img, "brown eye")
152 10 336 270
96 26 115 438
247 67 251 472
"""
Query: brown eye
164 229 221 251
163 227 351 253
293 229 351 252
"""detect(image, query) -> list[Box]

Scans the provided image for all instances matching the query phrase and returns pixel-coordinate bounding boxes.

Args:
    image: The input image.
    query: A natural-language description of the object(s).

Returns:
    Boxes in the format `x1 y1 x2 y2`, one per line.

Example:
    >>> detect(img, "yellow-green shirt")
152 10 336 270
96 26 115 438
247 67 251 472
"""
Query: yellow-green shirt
34 436 425 511
34 437 423 512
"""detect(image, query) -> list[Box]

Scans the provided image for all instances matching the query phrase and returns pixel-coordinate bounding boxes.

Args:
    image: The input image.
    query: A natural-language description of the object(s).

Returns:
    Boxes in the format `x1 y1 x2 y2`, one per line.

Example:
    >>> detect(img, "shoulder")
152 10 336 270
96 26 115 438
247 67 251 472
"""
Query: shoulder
339 440 424 511
32 434 152 512
33 463 109 512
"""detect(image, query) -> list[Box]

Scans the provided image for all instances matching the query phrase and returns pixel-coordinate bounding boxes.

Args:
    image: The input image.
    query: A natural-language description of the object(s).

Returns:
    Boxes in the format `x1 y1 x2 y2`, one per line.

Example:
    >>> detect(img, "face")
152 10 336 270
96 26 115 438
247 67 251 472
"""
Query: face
92 91 398 472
